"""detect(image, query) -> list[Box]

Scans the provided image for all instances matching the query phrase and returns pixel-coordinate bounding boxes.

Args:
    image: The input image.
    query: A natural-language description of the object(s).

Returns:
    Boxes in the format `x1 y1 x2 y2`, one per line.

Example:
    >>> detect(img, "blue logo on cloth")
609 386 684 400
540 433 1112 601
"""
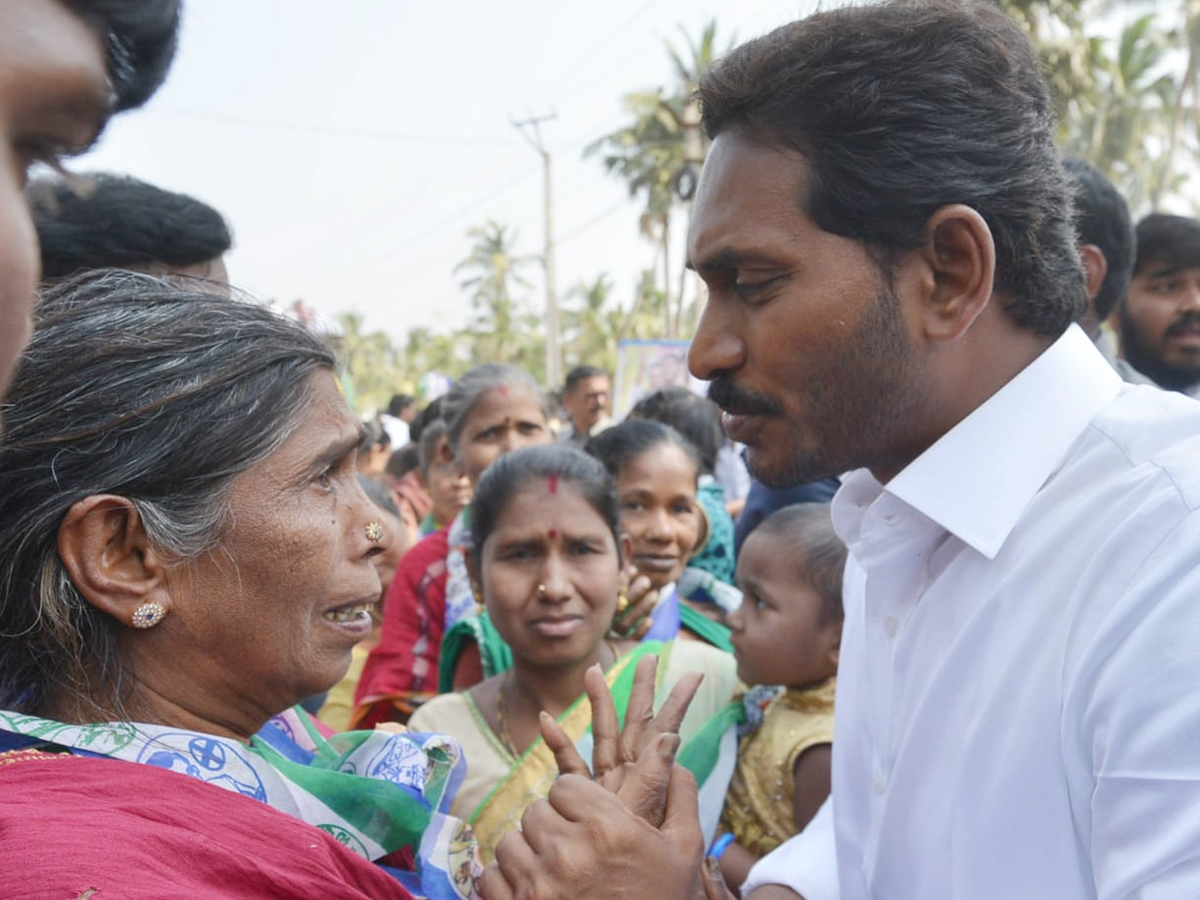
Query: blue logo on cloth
138 732 267 801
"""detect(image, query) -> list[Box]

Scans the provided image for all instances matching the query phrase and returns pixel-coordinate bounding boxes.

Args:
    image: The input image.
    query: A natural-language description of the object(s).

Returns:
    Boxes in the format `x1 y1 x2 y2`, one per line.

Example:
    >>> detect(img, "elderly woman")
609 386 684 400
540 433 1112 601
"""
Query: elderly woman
0 272 476 899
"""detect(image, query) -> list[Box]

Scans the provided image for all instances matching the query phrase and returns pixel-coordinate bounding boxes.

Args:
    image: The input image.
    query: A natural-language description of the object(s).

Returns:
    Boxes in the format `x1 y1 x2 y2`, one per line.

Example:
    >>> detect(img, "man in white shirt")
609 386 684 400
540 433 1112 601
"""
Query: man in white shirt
479 2 1200 899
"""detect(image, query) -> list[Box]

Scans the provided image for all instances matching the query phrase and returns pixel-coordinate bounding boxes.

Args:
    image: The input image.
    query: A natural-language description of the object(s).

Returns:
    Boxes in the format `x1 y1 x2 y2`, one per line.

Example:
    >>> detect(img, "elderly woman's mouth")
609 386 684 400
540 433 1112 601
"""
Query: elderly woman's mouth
321 601 375 625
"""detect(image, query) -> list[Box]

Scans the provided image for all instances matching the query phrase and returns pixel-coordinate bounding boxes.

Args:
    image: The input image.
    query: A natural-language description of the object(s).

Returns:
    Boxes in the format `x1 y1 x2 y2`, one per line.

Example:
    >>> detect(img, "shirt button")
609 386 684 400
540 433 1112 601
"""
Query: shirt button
872 765 887 794
883 615 898 638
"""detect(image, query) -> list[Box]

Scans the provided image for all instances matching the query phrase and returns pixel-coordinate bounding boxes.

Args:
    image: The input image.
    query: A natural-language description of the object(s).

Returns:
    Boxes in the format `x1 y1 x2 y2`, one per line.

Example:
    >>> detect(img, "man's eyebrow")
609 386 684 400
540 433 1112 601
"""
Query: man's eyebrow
687 248 780 273
1142 262 1187 279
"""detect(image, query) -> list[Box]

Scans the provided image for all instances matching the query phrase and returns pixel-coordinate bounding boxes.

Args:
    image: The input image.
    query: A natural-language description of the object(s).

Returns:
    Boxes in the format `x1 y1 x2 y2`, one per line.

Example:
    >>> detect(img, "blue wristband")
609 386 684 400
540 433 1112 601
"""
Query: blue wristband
709 832 736 859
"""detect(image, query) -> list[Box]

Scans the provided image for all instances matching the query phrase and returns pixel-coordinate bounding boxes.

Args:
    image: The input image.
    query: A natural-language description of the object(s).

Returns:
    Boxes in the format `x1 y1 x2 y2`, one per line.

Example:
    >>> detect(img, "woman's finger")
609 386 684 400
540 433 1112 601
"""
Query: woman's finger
541 710 591 777
613 577 658 636
584 664 620 776
609 573 657 638
618 654 659 763
645 671 703 741
701 856 739 900
479 855 519 900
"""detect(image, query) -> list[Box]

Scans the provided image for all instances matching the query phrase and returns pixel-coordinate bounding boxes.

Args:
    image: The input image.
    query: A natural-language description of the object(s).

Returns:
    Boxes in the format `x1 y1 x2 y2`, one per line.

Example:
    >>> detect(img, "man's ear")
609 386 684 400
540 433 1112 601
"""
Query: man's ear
57 495 170 627
824 620 843 670
917 204 996 342
1079 243 1108 306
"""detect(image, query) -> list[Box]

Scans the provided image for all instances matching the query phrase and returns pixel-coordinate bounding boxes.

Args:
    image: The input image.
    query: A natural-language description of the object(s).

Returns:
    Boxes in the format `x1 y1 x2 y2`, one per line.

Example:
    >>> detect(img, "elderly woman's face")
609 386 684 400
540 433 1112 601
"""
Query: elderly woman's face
455 386 550 486
156 370 391 733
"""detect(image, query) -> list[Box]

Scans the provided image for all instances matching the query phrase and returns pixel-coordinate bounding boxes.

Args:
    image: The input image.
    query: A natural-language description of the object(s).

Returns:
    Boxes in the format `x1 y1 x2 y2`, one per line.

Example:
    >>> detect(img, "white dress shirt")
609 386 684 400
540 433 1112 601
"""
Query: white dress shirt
742 798 841 899
747 325 1200 899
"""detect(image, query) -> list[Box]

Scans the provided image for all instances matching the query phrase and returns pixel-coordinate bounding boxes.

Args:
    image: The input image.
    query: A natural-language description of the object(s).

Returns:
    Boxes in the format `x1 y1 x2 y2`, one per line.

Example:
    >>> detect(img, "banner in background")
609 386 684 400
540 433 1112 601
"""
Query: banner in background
613 339 707 418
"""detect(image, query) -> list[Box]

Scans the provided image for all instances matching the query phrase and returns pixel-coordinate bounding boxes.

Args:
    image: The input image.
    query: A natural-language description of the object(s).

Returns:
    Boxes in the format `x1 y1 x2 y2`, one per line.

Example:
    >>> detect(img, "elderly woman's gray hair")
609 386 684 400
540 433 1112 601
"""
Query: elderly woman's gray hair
439 363 546 451
0 270 337 714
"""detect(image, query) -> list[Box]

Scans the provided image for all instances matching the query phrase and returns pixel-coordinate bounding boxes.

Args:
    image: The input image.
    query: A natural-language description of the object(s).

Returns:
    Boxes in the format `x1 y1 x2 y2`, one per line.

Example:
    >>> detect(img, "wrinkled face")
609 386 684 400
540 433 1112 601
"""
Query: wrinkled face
0 0 111 398
480 482 620 670
617 443 702 590
160 371 392 727
426 434 472 526
727 529 841 689
455 385 550 485
686 131 925 486
1119 261 1200 391
562 375 611 433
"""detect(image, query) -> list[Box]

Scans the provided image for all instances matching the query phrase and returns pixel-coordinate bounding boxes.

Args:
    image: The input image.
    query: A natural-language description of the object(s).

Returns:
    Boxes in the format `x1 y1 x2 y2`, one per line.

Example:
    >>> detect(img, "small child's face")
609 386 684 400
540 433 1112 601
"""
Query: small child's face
728 529 841 689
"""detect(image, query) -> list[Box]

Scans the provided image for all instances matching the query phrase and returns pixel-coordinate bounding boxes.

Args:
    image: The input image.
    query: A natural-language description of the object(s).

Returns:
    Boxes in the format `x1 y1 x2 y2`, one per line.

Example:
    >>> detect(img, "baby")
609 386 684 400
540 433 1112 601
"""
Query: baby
715 503 846 894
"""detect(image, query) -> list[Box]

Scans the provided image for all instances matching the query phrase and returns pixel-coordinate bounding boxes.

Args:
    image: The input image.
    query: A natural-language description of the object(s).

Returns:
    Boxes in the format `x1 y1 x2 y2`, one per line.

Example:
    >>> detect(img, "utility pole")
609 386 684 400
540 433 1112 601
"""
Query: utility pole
511 112 561 388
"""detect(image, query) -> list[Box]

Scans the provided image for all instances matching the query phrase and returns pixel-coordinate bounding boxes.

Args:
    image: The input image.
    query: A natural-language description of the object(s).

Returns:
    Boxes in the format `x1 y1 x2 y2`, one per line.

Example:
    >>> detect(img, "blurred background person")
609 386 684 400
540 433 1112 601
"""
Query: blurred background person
380 392 418 448
29 171 232 289
1117 212 1200 395
354 364 552 725
557 364 613 446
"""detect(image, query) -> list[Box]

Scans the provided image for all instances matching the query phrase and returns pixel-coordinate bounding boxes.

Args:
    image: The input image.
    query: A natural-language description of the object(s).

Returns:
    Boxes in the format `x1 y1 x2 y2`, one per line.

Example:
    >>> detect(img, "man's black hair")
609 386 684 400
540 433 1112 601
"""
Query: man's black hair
697 0 1085 337
563 364 608 393
1133 214 1200 277
1063 157 1134 322
30 172 231 279
64 0 181 112
387 393 416 417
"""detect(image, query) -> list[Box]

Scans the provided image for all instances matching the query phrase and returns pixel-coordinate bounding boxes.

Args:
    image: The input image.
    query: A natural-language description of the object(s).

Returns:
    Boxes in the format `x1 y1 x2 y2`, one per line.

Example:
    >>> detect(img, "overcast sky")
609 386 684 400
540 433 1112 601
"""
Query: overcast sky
71 0 818 342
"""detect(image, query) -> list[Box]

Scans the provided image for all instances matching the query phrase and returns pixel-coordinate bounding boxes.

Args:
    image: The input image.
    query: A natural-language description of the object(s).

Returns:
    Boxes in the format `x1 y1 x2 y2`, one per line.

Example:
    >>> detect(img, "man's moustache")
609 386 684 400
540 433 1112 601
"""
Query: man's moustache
707 377 782 417
1167 312 1200 337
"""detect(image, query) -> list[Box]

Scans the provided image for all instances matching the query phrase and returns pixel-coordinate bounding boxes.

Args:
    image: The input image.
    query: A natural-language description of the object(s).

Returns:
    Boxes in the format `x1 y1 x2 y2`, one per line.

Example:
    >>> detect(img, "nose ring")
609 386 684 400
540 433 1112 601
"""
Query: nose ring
537 583 546 594
366 522 385 543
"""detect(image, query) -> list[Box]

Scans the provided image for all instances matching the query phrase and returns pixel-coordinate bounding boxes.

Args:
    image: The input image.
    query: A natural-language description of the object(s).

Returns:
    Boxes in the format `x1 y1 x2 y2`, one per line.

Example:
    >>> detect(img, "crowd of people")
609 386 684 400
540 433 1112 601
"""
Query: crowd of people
1 1 1199 899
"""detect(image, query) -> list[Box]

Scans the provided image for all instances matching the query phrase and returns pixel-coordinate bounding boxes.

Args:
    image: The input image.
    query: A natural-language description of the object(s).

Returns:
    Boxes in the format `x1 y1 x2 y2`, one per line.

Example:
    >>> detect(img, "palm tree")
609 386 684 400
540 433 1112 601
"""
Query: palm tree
1149 0 1200 207
453 220 542 374
586 21 729 338
562 274 626 373
403 325 467 384
1007 0 1199 213
1061 13 1177 211
336 311 406 414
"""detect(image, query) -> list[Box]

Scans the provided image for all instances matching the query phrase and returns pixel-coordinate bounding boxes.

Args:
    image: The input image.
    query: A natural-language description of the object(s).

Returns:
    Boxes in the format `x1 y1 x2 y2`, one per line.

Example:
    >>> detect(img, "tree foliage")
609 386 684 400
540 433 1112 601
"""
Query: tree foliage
336 2 1200 412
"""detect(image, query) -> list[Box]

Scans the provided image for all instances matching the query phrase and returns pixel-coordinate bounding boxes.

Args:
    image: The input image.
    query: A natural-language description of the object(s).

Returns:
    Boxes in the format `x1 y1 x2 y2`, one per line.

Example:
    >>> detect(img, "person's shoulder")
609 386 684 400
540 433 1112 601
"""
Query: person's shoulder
407 690 472 733
664 639 739 694
668 635 736 665
1090 387 1200 510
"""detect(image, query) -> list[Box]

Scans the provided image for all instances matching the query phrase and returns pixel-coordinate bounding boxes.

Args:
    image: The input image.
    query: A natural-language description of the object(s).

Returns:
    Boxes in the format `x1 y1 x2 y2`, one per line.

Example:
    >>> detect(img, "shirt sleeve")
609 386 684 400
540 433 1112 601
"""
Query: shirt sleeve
741 795 839 900
1068 511 1200 899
